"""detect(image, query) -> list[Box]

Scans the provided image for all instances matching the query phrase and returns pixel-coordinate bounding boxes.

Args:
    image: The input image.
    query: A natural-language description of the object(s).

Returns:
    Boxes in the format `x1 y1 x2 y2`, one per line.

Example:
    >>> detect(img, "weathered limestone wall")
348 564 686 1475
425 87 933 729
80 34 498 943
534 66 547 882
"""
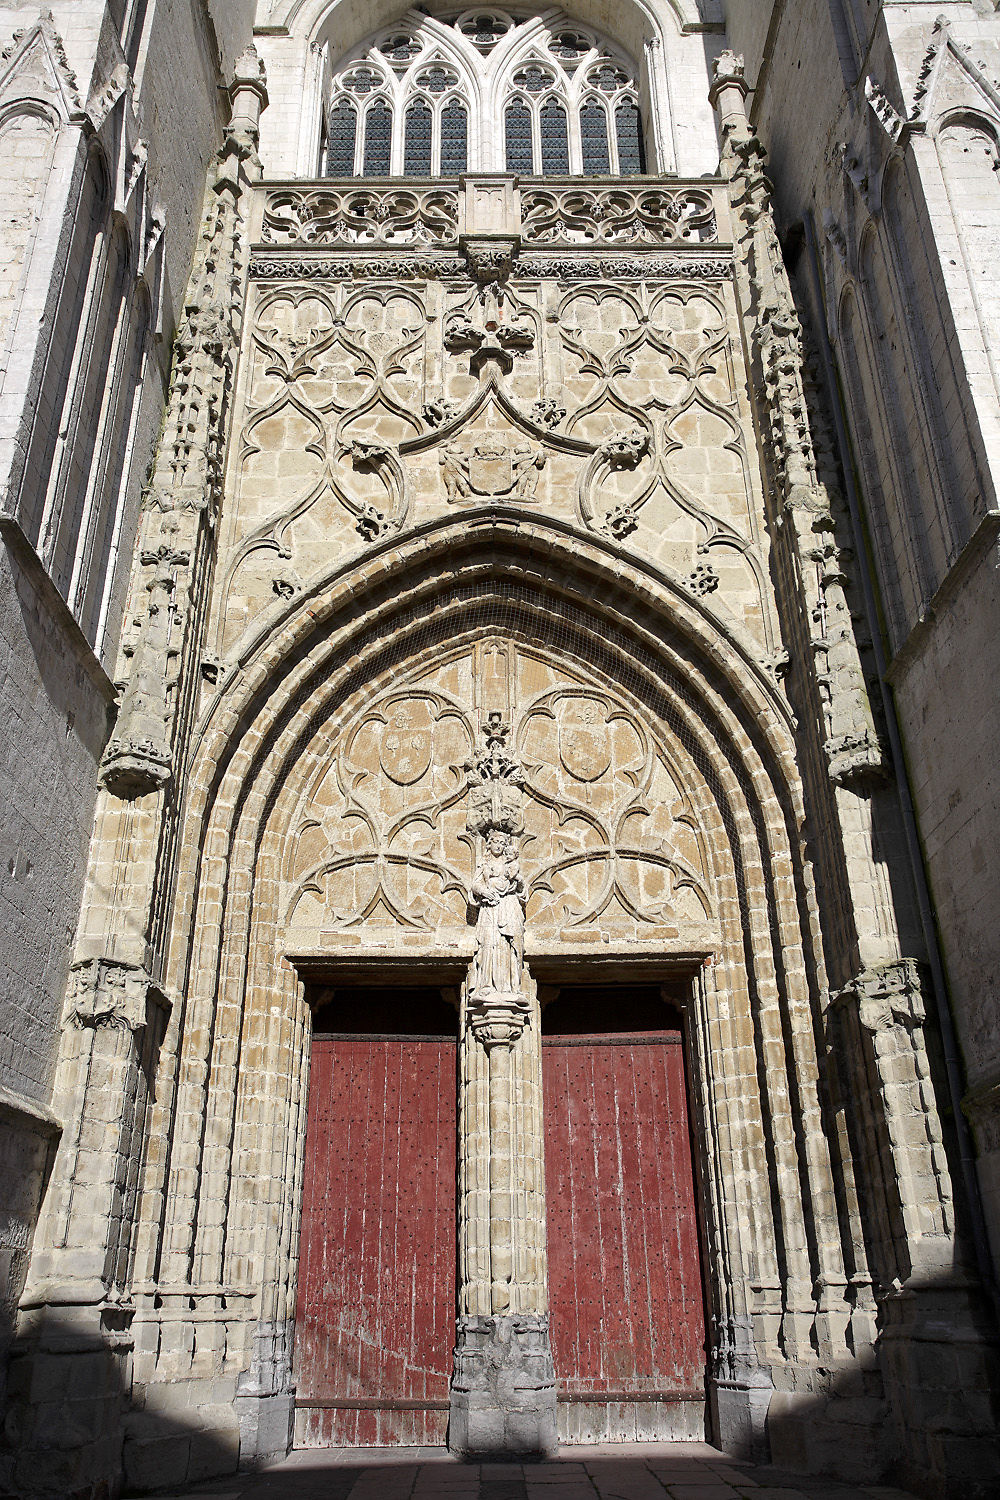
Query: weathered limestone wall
723 0 1000 1288
0 1 253 1492
5 3 999 1497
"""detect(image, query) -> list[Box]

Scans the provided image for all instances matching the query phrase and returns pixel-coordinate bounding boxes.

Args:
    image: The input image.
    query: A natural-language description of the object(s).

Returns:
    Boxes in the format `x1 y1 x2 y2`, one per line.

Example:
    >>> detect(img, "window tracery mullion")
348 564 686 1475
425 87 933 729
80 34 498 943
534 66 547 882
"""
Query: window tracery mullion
323 10 651 181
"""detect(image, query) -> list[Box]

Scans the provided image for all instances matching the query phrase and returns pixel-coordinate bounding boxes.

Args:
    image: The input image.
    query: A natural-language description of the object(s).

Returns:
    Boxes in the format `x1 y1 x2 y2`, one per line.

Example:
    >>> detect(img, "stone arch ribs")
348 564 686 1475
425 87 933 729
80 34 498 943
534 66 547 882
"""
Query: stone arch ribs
121 517 871 1458
253 0 718 177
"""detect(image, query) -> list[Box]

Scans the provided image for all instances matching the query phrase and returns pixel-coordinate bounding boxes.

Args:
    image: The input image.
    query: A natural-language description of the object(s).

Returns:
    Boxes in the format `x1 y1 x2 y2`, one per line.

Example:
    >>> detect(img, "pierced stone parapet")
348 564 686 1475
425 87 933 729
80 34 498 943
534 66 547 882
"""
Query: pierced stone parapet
261 184 460 246
520 183 717 245
253 177 726 254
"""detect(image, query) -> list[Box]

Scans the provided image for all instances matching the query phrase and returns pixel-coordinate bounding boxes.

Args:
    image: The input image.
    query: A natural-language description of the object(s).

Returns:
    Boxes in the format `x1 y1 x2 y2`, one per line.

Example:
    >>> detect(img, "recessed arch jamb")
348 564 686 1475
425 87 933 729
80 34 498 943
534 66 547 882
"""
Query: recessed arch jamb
151 536 834 1365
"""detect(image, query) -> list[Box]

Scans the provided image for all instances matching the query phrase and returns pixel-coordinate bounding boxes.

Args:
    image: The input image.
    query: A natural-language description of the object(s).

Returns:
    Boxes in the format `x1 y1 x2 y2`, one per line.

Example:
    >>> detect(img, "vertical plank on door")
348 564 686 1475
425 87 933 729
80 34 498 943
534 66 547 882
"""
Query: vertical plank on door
543 1027 706 1436
294 1035 456 1446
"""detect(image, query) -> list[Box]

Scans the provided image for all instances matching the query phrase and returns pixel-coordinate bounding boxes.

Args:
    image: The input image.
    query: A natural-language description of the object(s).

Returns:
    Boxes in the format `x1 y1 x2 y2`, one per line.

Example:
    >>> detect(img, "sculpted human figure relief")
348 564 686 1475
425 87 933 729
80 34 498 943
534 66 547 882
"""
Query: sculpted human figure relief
469 829 527 1008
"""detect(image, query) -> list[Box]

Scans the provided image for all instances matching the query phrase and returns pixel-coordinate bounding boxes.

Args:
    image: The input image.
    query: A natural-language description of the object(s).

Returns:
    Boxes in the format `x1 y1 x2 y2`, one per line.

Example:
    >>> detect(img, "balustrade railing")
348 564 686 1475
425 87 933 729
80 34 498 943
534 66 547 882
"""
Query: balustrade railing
252 176 726 249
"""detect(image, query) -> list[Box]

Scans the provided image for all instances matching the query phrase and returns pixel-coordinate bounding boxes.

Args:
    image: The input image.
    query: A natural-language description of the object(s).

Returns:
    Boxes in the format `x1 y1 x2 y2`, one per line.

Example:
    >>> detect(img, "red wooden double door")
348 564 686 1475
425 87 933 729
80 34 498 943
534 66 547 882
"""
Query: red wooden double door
294 986 705 1446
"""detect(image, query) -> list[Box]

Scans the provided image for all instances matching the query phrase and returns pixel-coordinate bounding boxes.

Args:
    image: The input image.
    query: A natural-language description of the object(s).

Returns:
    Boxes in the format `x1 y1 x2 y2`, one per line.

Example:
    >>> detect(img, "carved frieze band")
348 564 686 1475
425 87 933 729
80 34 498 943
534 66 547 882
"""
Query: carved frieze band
248 254 734 282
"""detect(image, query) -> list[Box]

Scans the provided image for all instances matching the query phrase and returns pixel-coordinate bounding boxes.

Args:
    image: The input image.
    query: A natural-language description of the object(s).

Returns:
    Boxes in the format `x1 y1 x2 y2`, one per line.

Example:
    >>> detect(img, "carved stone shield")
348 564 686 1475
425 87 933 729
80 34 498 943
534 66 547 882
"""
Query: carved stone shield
469 440 513 496
379 700 433 784
557 700 613 782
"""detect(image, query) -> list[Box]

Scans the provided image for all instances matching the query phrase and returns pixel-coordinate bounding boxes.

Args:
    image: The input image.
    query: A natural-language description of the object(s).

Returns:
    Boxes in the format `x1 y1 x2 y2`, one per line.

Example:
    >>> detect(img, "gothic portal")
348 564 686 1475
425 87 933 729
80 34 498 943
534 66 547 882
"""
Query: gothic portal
7 5 1000 1499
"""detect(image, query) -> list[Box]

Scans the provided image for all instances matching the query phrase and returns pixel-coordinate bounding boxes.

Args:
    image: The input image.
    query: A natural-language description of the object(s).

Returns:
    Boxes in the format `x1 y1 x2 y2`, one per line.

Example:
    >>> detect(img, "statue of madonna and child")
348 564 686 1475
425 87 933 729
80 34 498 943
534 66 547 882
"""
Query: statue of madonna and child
469 828 528 1009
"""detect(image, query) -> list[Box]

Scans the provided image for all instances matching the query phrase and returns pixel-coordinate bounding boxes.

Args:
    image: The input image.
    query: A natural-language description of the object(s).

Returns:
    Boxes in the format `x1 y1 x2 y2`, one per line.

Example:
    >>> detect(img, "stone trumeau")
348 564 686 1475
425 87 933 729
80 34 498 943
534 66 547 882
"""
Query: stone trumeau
1 2 1000 1499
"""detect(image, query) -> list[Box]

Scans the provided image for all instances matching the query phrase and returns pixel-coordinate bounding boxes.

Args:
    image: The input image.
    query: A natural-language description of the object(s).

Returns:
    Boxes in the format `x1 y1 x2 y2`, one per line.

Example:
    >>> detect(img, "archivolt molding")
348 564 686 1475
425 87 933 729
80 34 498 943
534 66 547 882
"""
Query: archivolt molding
257 0 705 49
141 523 847 1379
199 516 795 781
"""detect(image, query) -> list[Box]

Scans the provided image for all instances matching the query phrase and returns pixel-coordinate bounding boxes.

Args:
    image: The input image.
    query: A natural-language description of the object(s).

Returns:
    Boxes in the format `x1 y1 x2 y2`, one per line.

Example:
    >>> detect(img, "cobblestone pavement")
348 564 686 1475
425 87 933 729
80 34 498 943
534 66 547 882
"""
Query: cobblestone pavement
142 1442 921 1500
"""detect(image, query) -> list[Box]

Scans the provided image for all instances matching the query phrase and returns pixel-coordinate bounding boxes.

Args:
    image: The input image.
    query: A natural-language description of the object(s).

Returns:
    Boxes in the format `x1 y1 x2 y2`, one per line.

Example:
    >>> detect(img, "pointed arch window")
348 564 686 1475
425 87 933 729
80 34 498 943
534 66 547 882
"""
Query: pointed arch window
540 97 569 175
615 98 646 174
440 99 468 174
362 99 392 175
322 10 650 177
404 100 433 174
324 99 357 177
580 99 611 174
505 99 533 173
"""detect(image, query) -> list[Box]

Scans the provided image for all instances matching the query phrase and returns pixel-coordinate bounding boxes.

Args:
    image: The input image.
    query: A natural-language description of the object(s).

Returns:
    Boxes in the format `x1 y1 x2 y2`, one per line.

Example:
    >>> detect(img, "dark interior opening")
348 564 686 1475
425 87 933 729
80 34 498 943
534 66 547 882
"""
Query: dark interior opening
309 985 458 1039
541 983 685 1038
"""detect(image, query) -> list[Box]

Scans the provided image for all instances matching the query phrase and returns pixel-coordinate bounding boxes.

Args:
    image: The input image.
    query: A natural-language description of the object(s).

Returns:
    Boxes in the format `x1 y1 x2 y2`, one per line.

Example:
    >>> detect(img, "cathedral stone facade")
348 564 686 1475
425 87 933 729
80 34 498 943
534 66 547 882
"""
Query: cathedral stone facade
0 3 998 1498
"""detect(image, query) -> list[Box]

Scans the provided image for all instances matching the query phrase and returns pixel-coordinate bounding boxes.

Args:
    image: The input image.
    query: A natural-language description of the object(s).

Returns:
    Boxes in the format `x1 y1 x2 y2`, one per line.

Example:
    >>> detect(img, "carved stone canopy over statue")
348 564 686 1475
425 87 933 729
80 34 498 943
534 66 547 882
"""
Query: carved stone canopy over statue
465 712 525 836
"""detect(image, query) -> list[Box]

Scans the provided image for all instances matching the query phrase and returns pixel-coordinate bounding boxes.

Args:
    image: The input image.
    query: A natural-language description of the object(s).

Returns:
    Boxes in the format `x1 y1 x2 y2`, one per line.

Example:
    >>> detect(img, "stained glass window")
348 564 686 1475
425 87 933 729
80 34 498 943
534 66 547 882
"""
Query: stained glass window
404 101 433 175
362 100 392 176
615 99 645 174
505 100 534 173
540 98 569 175
580 100 611 174
325 99 357 176
513 65 553 93
441 100 468 174
417 65 457 94
323 11 650 178
591 62 629 93
381 33 421 69
344 66 380 95
459 12 511 50
549 30 588 63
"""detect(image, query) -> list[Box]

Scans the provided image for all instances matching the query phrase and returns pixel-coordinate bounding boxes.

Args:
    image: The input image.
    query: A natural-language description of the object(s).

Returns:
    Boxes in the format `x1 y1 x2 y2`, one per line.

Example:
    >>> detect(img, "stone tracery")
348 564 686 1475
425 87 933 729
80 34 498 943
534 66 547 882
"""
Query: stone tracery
321 8 647 177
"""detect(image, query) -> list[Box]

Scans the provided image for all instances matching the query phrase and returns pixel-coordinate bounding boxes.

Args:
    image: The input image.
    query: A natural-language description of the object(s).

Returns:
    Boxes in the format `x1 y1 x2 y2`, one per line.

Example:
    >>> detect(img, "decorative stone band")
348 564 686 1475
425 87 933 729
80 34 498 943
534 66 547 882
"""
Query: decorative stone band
248 253 734 281
64 957 171 1034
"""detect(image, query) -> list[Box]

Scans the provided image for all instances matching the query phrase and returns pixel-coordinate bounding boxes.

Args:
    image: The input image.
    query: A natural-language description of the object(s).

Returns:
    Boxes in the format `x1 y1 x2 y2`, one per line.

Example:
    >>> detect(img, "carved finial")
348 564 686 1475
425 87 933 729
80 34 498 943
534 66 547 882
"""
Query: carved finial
233 43 267 92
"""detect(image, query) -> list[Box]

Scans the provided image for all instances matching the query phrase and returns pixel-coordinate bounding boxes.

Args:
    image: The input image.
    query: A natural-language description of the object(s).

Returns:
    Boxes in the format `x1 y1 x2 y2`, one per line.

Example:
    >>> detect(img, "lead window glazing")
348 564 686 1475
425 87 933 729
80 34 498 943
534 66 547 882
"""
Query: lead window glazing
321 7 649 177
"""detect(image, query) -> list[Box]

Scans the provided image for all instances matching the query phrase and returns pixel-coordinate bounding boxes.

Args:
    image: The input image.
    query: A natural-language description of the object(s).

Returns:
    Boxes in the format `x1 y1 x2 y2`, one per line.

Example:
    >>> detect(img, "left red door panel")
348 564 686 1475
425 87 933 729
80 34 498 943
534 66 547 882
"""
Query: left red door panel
294 1033 457 1446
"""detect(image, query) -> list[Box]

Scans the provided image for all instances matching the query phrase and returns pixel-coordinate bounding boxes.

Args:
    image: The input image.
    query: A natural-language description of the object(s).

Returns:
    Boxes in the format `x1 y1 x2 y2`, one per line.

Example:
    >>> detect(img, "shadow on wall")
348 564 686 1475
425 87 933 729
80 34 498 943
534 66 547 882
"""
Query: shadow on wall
0 1309 242 1500
0 1282 998 1498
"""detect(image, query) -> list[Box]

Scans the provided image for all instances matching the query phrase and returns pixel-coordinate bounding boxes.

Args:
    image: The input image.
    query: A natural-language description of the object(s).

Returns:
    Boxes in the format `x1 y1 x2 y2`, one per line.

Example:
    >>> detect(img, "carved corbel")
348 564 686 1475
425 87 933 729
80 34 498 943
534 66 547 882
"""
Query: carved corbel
64 957 170 1034
348 438 404 537
577 427 650 536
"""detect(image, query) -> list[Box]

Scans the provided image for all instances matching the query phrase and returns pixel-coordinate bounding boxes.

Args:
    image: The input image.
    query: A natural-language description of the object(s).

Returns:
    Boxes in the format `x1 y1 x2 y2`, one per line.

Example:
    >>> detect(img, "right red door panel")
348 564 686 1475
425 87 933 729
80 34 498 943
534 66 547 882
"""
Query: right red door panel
542 1025 706 1440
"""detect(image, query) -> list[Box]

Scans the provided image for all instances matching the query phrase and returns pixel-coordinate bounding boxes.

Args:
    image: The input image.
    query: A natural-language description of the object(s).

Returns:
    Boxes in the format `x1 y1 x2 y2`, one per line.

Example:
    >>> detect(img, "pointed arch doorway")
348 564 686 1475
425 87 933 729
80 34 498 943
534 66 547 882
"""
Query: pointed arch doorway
291 968 706 1447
